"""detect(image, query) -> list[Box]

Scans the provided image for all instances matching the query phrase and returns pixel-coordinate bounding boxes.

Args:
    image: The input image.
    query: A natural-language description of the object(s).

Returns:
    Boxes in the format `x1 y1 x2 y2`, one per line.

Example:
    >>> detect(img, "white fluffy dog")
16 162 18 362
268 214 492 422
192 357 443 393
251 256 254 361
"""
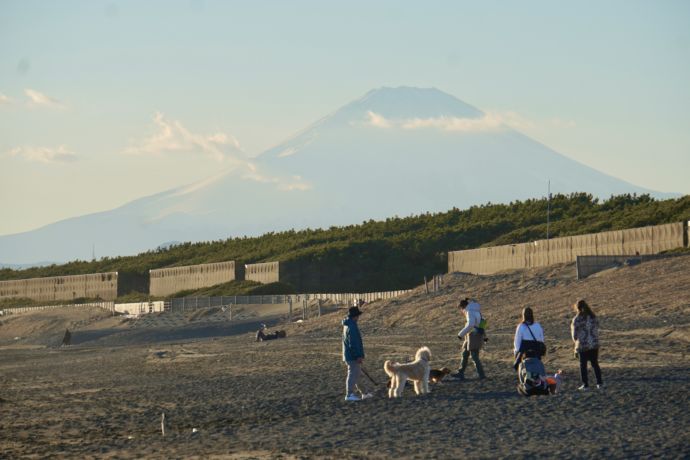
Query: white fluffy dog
384 346 432 398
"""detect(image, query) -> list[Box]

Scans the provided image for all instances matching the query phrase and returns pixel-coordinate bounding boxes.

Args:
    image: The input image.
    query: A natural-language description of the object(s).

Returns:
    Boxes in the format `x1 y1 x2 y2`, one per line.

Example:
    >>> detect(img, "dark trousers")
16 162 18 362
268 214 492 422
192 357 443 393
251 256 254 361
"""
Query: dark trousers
459 349 485 378
579 348 603 387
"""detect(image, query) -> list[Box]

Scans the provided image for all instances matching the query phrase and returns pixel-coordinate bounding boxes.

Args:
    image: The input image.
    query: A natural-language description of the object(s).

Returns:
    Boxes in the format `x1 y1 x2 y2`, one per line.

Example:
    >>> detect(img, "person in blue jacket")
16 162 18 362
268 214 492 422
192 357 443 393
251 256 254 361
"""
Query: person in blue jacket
342 306 373 401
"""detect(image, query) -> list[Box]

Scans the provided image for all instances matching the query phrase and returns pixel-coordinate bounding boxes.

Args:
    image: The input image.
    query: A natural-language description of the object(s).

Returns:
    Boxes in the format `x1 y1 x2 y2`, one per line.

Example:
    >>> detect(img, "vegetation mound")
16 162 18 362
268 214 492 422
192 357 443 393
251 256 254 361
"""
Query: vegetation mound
1 193 688 298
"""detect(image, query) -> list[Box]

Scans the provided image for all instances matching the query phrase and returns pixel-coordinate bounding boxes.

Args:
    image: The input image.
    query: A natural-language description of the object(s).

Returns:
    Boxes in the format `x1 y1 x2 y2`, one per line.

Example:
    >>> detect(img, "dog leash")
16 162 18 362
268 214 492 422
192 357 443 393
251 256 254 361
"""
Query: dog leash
360 366 379 386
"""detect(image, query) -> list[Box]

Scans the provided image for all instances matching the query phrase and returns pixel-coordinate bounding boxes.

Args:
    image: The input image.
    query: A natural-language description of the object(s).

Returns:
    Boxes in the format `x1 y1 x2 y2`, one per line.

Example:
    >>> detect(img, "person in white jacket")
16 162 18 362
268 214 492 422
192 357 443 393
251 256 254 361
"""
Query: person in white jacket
451 298 486 380
513 307 546 369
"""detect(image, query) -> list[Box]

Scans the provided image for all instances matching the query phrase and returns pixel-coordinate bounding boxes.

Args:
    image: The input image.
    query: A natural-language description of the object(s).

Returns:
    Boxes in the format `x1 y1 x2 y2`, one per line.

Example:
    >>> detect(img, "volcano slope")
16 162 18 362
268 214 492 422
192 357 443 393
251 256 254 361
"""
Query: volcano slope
0 254 689 458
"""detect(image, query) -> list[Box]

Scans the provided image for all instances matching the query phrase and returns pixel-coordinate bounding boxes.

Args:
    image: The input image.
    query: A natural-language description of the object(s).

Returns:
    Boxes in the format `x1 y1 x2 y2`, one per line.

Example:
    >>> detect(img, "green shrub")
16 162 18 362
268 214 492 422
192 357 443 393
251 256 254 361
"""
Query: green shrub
1 193 688 294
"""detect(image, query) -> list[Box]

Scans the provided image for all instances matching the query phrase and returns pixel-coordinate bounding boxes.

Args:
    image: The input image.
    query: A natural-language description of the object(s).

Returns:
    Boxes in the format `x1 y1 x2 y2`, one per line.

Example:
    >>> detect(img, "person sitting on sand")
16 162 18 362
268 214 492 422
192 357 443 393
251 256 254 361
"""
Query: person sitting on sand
513 306 546 369
571 299 604 390
256 324 278 342
256 324 267 342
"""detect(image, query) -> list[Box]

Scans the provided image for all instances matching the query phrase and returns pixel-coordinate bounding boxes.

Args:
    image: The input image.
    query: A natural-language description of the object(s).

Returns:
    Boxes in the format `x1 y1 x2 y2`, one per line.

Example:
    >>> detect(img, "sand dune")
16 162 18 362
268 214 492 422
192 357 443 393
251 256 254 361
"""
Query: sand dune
1 254 689 458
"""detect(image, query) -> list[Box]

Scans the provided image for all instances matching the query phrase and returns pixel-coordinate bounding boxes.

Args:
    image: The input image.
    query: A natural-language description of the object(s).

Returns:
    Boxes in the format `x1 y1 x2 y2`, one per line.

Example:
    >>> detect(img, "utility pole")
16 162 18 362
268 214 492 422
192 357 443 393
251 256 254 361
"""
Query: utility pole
546 180 551 240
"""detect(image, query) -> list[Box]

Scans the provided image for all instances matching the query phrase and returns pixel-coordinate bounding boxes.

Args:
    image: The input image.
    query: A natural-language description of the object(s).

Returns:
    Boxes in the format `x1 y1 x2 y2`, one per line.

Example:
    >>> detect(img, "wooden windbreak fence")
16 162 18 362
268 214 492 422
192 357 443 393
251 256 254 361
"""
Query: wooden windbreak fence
449 221 687 276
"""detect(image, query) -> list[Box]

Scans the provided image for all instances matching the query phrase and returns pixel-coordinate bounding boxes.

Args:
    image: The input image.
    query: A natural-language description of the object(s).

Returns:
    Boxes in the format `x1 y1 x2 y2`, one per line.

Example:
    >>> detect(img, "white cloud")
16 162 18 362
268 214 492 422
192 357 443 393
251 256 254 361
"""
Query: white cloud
168 170 232 198
277 147 298 158
363 111 576 133
364 111 505 133
401 113 504 132
24 88 65 108
123 112 243 162
124 114 311 192
484 111 577 131
487 111 534 130
366 111 392 128
0 93 11 105
274 132 317 158
8 145 77 163
240 163 312 191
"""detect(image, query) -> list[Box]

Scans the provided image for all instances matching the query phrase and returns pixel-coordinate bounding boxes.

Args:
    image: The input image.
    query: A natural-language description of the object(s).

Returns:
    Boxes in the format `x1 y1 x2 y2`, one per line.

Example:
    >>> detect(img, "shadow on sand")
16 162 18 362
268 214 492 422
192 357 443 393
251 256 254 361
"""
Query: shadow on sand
69 316 285 347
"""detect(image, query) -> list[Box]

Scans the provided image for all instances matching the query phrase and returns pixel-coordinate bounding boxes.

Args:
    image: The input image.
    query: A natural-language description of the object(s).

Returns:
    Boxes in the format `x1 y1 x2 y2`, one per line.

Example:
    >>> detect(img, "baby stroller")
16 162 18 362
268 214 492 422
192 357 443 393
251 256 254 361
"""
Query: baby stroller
517 356 550 396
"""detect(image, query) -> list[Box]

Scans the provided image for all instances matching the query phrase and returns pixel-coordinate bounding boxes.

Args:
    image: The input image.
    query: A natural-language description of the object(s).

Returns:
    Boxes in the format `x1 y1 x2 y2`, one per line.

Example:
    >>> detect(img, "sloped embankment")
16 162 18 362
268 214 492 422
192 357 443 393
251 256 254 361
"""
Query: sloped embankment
290 253 690 368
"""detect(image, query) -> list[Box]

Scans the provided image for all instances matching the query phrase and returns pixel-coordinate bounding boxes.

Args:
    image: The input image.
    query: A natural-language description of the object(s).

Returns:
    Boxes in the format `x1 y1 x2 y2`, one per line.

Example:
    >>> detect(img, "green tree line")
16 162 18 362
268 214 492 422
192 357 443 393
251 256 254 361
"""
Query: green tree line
1 193 688 296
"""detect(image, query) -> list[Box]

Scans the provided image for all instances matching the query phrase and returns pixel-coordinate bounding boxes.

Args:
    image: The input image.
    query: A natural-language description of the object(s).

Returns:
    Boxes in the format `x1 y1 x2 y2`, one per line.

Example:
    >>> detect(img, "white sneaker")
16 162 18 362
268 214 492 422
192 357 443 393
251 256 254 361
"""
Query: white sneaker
360 393 374 400
344 394 360 401
596 384 604 389
577 385 588 391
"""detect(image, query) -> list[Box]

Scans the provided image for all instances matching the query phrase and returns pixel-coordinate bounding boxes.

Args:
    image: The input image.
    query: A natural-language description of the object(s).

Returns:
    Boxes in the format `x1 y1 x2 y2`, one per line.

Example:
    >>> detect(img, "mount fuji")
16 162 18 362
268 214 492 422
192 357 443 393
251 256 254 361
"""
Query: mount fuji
0 87 675 265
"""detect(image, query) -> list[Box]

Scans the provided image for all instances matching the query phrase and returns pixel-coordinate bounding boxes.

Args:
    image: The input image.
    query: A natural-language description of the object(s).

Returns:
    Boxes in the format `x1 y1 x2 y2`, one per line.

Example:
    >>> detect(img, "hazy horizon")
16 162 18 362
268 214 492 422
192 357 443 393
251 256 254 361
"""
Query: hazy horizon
1 1 689 236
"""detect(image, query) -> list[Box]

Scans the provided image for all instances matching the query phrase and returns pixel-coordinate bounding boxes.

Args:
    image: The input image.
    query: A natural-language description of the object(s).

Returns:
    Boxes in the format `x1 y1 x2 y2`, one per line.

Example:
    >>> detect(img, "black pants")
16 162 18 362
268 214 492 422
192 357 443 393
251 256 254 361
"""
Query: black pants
579 348 603 387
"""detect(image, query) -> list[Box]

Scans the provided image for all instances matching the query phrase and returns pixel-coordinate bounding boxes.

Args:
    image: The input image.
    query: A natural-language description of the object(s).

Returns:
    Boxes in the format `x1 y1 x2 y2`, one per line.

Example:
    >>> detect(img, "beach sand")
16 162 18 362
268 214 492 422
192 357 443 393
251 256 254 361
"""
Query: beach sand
1 255 689 458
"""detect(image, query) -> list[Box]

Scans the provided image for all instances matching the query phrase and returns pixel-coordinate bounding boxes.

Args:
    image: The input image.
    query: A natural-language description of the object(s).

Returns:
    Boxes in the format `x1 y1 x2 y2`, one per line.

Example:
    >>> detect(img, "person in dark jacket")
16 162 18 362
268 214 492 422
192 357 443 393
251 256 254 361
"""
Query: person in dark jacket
342 306 373 401
571 299 604 390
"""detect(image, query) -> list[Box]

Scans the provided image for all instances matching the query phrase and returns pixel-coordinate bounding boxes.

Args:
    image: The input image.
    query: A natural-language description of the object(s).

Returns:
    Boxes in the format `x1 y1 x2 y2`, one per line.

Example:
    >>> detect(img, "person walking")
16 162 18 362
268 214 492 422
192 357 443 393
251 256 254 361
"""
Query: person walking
342 306 373 401
451 298 486 380
513 306 546 369
571 299 604 390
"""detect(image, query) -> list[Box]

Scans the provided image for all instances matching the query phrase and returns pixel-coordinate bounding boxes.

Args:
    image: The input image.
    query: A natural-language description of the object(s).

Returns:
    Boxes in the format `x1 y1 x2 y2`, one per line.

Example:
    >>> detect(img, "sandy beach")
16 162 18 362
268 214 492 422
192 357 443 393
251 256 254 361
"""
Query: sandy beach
1 255 689 458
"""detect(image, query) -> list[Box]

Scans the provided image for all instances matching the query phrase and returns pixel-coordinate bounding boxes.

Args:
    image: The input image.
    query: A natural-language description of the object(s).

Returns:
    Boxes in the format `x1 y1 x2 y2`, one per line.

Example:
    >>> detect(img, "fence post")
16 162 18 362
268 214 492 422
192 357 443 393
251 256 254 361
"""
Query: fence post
288 297 293 322
424 276 429 294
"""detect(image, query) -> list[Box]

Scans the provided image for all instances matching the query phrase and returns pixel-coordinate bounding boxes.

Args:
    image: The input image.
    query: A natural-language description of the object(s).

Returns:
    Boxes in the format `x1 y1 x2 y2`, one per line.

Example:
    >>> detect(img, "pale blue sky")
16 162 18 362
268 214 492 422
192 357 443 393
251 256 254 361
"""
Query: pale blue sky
1 0 689 236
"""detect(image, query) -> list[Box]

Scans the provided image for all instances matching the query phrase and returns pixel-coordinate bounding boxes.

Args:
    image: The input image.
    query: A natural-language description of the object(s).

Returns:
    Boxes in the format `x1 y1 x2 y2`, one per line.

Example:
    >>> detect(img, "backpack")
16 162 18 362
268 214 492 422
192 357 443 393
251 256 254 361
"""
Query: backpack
518 357 549 396
476 316 487 333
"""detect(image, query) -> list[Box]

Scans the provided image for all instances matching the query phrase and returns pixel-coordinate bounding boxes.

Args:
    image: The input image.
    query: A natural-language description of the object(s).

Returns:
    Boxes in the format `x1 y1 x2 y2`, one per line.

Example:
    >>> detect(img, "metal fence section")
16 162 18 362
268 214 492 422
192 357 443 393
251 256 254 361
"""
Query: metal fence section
304 290 412 304
167 295 292 312
0 289 413 320
165 290 413 314
1 301 115 315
